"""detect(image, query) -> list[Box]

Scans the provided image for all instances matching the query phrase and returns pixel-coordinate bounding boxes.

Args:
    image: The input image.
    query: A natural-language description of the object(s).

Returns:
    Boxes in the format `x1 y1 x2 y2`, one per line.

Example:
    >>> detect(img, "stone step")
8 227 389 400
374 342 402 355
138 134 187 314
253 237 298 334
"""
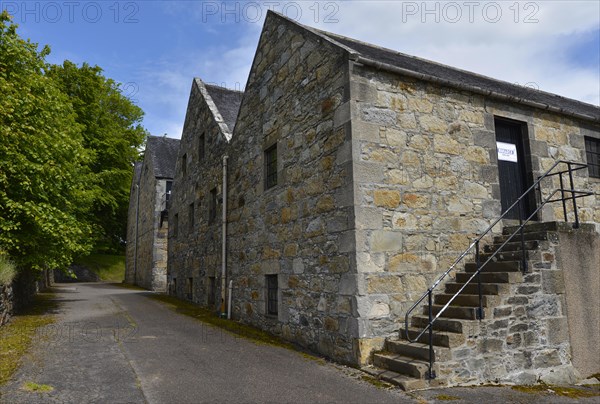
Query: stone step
400 327 466 348
426 304 482 320
455 271 523 284
444 282 509 295
361 366 433 391
411 315 467 334
434 293 499 307
464 261 521 273
384 340 451 362
373 352 430 379
493 231 549 244
502 221 559 235
479 249 538 262
484 240 539 253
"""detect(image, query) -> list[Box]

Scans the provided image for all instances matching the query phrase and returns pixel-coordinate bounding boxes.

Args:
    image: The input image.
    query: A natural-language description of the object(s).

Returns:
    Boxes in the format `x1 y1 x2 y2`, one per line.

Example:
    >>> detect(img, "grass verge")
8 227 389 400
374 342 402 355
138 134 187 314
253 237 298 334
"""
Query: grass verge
147 293 299 351
74 254 125 282
512 383 600 399
0 293 58 386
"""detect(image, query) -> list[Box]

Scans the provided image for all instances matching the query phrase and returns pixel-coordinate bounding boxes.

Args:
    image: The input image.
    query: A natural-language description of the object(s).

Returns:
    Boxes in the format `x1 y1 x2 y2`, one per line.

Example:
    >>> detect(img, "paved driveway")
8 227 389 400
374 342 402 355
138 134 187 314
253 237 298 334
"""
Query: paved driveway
0 283 408 403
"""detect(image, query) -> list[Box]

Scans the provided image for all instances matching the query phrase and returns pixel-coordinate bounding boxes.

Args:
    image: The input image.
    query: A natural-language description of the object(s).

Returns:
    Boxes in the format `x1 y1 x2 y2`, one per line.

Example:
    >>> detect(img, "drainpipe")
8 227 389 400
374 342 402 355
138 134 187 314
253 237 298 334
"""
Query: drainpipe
133 183 140 284
220 155 228 317
227 280 233 320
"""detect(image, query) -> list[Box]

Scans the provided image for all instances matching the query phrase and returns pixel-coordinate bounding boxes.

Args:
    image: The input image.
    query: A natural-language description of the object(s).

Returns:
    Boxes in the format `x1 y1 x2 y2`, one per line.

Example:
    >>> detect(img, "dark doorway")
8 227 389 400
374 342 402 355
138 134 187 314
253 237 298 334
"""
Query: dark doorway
494 118 536 220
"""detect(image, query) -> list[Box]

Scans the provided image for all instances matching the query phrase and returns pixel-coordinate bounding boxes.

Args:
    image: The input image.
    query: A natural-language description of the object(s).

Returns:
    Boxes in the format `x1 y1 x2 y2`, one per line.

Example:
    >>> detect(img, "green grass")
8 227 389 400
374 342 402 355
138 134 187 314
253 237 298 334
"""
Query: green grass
0 293 58 386
22 381 54 392
147 294 296 348
73 254 126 282
0 254 16 286
512 383 600 399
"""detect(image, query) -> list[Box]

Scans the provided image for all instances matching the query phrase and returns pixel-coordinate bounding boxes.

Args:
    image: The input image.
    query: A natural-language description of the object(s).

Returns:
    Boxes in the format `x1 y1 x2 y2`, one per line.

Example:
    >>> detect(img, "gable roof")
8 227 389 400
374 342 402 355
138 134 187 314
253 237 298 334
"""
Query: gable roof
205 84 243 134
145 135 180 179
193 79 243 140
266 11 599 123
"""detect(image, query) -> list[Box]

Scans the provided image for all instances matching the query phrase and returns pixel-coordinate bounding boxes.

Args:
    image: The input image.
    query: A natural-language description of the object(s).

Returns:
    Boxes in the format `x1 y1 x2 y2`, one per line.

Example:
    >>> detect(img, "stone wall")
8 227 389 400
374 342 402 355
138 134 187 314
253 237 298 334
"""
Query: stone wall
127 157 170 291
349 62 600 362
125 163 141 284
557 226 600 379
0 283 13 326
225 16 357 363
168 79 231 308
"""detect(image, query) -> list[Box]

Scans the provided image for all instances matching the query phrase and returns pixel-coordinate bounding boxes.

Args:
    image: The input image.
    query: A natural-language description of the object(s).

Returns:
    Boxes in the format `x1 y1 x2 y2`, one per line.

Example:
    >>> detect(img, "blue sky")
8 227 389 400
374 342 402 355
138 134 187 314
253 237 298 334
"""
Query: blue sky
2 1 599 139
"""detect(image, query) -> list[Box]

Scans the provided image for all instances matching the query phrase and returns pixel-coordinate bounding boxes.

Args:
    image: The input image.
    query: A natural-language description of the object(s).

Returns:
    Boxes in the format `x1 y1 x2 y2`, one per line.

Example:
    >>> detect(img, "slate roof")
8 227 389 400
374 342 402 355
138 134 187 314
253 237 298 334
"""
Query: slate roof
290 17 599 122
145 135 180 179
205 84 243 133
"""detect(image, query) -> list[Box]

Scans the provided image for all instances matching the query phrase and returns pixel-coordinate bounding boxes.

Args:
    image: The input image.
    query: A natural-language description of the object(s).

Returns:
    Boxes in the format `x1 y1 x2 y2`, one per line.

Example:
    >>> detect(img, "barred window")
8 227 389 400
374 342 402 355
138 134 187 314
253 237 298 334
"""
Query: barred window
264 144 277 190
209 188 217 223
188 202 195 231
585 137 600 178
199 133 205 161
266 274 278 316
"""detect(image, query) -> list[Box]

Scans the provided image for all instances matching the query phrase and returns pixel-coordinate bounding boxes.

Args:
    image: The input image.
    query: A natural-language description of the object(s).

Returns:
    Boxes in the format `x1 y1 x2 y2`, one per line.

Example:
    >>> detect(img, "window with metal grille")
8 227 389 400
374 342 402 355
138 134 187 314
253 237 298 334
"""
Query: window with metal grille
208 277 216 306
266 275 278 316
173 213 178 237
188 202 194 231
264 144 277 190
585 137 600 178
209 188 217 223
187 277 193 301
199 133 205 161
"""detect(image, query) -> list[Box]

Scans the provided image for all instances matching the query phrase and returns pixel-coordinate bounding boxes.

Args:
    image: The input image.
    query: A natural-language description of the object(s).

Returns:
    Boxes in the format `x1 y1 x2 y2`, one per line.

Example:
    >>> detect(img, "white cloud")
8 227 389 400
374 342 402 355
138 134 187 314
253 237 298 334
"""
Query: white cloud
139 0 599 137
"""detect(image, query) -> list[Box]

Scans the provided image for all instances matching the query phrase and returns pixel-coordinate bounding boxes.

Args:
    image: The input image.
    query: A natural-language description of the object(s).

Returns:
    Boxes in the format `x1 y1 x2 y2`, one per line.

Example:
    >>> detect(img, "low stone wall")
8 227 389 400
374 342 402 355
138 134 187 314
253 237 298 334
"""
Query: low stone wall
558 226 600 378
0 283 14 326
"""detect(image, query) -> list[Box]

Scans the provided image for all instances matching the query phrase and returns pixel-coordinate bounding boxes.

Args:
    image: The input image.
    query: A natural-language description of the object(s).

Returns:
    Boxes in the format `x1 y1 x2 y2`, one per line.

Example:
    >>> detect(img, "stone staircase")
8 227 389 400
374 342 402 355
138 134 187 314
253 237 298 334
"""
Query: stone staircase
363 222 567 390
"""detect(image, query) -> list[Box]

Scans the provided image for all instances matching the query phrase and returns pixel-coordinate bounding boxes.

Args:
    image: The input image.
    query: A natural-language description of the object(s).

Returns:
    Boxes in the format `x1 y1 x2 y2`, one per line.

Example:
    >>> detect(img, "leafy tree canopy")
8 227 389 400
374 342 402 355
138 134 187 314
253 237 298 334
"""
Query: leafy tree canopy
47 61 147 252
0 11 147 271
0 11 94 270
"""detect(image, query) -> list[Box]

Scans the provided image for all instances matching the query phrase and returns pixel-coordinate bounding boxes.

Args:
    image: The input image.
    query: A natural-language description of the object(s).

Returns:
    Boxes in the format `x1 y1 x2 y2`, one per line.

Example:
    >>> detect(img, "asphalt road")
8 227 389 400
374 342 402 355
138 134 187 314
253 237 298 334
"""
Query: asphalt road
0 283 408 404
2 283 598 404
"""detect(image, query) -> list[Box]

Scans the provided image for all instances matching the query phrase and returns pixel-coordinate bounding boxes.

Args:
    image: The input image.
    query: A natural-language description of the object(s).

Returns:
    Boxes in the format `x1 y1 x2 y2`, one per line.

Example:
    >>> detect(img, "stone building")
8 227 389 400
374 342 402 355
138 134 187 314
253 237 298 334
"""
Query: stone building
167 78 242 305
126 135 180 291
167 11 599 388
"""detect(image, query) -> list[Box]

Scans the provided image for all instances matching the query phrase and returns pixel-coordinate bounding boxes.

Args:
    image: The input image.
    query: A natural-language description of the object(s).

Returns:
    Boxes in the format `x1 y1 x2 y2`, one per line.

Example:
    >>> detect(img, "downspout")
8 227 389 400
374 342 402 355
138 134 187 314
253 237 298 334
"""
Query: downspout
133 183 140 285
220 155 228 317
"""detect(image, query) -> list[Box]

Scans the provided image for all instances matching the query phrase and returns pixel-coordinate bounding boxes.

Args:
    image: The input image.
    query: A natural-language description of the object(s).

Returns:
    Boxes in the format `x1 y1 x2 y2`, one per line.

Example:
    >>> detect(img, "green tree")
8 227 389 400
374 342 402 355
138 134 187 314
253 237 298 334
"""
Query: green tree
0 11 94 270
47 60 147 253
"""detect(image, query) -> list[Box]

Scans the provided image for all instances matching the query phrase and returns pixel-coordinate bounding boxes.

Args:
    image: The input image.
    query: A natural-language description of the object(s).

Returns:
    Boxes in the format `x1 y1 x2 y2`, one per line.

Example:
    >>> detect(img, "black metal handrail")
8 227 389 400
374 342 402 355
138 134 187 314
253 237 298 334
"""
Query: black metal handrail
404 160 592 379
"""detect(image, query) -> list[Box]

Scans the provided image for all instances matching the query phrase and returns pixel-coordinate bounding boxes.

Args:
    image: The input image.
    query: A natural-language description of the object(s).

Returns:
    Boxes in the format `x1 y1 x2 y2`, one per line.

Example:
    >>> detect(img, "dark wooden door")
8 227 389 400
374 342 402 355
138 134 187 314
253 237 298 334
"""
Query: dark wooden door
495 120 534 220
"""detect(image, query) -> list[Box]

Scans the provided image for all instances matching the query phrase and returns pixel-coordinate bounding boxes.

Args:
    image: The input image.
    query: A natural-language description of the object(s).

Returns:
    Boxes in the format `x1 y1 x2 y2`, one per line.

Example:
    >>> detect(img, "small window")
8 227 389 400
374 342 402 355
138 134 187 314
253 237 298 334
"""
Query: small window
188 202 195 231
199 133 205 161
585 137 600 178
264 144 277 190
166 181 173 203
208 276 216 306
172 278 177 296
209 188 217 223
181 153 187 177
266 275 278 316
187 277 193 301
173 213 179 237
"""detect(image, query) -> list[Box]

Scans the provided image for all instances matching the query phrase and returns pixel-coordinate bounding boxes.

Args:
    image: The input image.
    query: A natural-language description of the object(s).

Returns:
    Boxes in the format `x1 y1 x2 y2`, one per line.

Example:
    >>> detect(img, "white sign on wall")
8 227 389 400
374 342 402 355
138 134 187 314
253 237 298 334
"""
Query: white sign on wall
496 142 518 163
